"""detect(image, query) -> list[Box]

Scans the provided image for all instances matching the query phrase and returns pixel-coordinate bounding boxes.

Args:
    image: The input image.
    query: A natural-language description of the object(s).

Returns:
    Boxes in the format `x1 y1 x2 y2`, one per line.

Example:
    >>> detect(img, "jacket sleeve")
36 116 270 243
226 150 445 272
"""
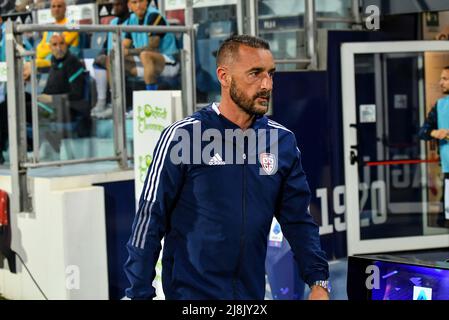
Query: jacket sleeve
275 135 329 287
419 105 438 141
124 124 188 299
66 56 85 101
62 30 79 48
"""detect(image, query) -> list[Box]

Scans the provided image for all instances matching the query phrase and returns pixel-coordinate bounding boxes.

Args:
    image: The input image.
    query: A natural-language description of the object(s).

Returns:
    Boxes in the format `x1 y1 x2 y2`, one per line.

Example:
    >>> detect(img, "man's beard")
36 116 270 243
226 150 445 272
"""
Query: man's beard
230 78 270 116
53 49 66 60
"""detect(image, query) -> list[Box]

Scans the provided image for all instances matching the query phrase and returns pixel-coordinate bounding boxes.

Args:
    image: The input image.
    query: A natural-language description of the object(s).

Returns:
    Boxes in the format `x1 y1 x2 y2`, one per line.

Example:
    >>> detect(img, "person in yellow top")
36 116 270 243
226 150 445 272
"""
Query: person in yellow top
23 0 79 79
36 0 80 68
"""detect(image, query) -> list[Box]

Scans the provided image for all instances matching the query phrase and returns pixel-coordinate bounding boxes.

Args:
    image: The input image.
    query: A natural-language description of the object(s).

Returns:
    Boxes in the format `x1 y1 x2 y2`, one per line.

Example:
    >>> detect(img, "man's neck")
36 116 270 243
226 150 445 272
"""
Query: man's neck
55 17 66 24
218 95 255 130
54 52 68 62
137 12 146 21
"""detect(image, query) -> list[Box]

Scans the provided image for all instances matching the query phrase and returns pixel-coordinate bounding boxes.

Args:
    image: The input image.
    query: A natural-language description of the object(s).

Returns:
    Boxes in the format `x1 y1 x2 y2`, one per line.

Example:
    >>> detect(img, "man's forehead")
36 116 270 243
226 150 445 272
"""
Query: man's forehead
441 69 449 77
51 0 65 6
237 45 272 57
236 46 275 68
50 36 65 43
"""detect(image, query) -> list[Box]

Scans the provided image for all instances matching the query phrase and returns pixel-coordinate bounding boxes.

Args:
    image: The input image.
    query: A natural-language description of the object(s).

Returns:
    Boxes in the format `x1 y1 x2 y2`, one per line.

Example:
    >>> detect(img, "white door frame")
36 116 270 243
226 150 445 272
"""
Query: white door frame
341 41 449 256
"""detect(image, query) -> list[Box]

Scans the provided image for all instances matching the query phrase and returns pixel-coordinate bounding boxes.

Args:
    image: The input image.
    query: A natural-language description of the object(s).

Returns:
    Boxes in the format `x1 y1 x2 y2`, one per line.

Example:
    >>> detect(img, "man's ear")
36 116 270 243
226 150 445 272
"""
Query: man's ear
216 66 230 87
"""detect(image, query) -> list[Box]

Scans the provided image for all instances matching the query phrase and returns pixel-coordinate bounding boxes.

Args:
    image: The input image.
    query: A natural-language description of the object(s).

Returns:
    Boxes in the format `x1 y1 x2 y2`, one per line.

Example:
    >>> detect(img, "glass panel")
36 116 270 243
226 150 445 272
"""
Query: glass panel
259 0 304 18
259 0 353 19
14 28 137 164
258 0 304 72
353 51 449 240
30 30 119 162
318 22 351 29
193 5 237 103
2 3 188 167
315 0 353 18
258 0 354 71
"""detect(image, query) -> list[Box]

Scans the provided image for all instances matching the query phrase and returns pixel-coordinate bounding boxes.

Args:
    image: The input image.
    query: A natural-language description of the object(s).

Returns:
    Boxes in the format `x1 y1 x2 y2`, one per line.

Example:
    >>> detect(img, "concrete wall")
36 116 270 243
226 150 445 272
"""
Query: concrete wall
0 169 133 300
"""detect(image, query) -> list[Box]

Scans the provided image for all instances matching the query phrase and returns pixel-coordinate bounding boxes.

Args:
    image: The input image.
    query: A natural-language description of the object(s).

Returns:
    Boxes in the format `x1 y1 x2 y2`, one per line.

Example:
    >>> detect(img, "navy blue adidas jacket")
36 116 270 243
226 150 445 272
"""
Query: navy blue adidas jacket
124 104 329 299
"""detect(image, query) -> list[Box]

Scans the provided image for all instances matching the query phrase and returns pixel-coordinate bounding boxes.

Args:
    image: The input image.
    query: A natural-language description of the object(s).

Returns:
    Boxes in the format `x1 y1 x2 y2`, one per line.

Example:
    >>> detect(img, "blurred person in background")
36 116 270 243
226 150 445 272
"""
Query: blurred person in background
120 0 178 91
419 66 449 227
23 0 79 79
38 33 90 152
91 0 130 118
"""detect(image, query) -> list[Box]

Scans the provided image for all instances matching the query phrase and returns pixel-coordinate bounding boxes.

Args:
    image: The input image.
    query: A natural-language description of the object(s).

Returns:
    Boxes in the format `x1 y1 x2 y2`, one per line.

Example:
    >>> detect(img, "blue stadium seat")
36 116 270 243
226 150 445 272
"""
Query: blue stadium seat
81 32 107 59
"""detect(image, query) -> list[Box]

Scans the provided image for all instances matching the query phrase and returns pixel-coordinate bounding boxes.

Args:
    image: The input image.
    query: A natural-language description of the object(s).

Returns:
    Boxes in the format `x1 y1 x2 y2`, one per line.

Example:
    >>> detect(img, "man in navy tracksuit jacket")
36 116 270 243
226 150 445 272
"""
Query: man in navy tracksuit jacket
124 35 329 300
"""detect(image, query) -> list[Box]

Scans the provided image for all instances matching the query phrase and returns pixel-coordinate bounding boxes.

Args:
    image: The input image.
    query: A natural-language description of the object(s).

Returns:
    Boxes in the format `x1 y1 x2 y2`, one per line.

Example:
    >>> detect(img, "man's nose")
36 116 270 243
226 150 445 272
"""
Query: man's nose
260 74 273 91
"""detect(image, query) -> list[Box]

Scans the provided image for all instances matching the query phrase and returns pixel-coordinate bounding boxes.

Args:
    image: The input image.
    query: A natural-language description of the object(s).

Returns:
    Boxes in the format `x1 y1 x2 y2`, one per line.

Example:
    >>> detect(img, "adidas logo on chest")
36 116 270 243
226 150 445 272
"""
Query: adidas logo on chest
208 153 226 165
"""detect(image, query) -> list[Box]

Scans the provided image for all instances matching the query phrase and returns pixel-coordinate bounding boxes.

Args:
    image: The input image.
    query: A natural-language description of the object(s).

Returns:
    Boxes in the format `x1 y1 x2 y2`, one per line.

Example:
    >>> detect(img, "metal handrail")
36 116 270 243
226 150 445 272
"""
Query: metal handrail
305 0 317 69
22 156 124 169
16 23 196 166
352 0 362 24
7 19 197 214
15 23 193 34
316 17 358 24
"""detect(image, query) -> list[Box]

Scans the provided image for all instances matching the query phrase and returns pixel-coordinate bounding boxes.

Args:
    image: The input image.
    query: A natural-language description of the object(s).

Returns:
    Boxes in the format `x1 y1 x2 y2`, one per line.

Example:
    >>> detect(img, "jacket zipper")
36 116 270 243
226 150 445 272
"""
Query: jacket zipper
233 151 247 299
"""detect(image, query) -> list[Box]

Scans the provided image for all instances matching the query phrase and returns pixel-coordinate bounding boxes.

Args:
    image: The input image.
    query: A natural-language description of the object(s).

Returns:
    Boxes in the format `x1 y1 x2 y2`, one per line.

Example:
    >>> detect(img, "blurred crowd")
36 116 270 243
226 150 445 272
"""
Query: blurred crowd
0 0 179 162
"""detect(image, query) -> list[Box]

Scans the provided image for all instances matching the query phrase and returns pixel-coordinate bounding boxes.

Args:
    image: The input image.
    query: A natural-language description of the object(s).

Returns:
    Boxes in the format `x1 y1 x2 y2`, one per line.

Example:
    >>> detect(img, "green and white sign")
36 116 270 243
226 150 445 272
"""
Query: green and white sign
133 90 182 300
0 62 7 82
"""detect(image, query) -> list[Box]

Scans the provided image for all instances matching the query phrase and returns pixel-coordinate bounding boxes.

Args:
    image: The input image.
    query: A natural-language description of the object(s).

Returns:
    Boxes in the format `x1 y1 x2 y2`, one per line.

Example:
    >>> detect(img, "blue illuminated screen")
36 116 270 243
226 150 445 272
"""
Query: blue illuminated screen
371 261 449 300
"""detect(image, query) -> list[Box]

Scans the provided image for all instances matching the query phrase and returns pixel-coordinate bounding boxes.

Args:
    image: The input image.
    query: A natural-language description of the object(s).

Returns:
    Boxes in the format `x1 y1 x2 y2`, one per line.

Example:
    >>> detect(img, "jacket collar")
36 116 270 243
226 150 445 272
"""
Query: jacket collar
209 102 267 130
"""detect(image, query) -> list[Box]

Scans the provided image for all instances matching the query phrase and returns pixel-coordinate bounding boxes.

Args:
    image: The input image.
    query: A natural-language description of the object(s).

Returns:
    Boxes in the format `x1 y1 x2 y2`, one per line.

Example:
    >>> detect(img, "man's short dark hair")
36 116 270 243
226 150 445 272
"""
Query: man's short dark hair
216 35 270 67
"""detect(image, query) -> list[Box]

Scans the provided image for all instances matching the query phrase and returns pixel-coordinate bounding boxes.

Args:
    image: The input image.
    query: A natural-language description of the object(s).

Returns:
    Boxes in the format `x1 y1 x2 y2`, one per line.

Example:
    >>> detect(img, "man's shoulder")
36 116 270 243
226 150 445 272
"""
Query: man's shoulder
437 95 449 105
165 106 219 134
109 17 119 25
266 119 294 135
65 53 82 65
127 13 138 25
165 116 202 133
265 118 299 148
146 6 162 17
